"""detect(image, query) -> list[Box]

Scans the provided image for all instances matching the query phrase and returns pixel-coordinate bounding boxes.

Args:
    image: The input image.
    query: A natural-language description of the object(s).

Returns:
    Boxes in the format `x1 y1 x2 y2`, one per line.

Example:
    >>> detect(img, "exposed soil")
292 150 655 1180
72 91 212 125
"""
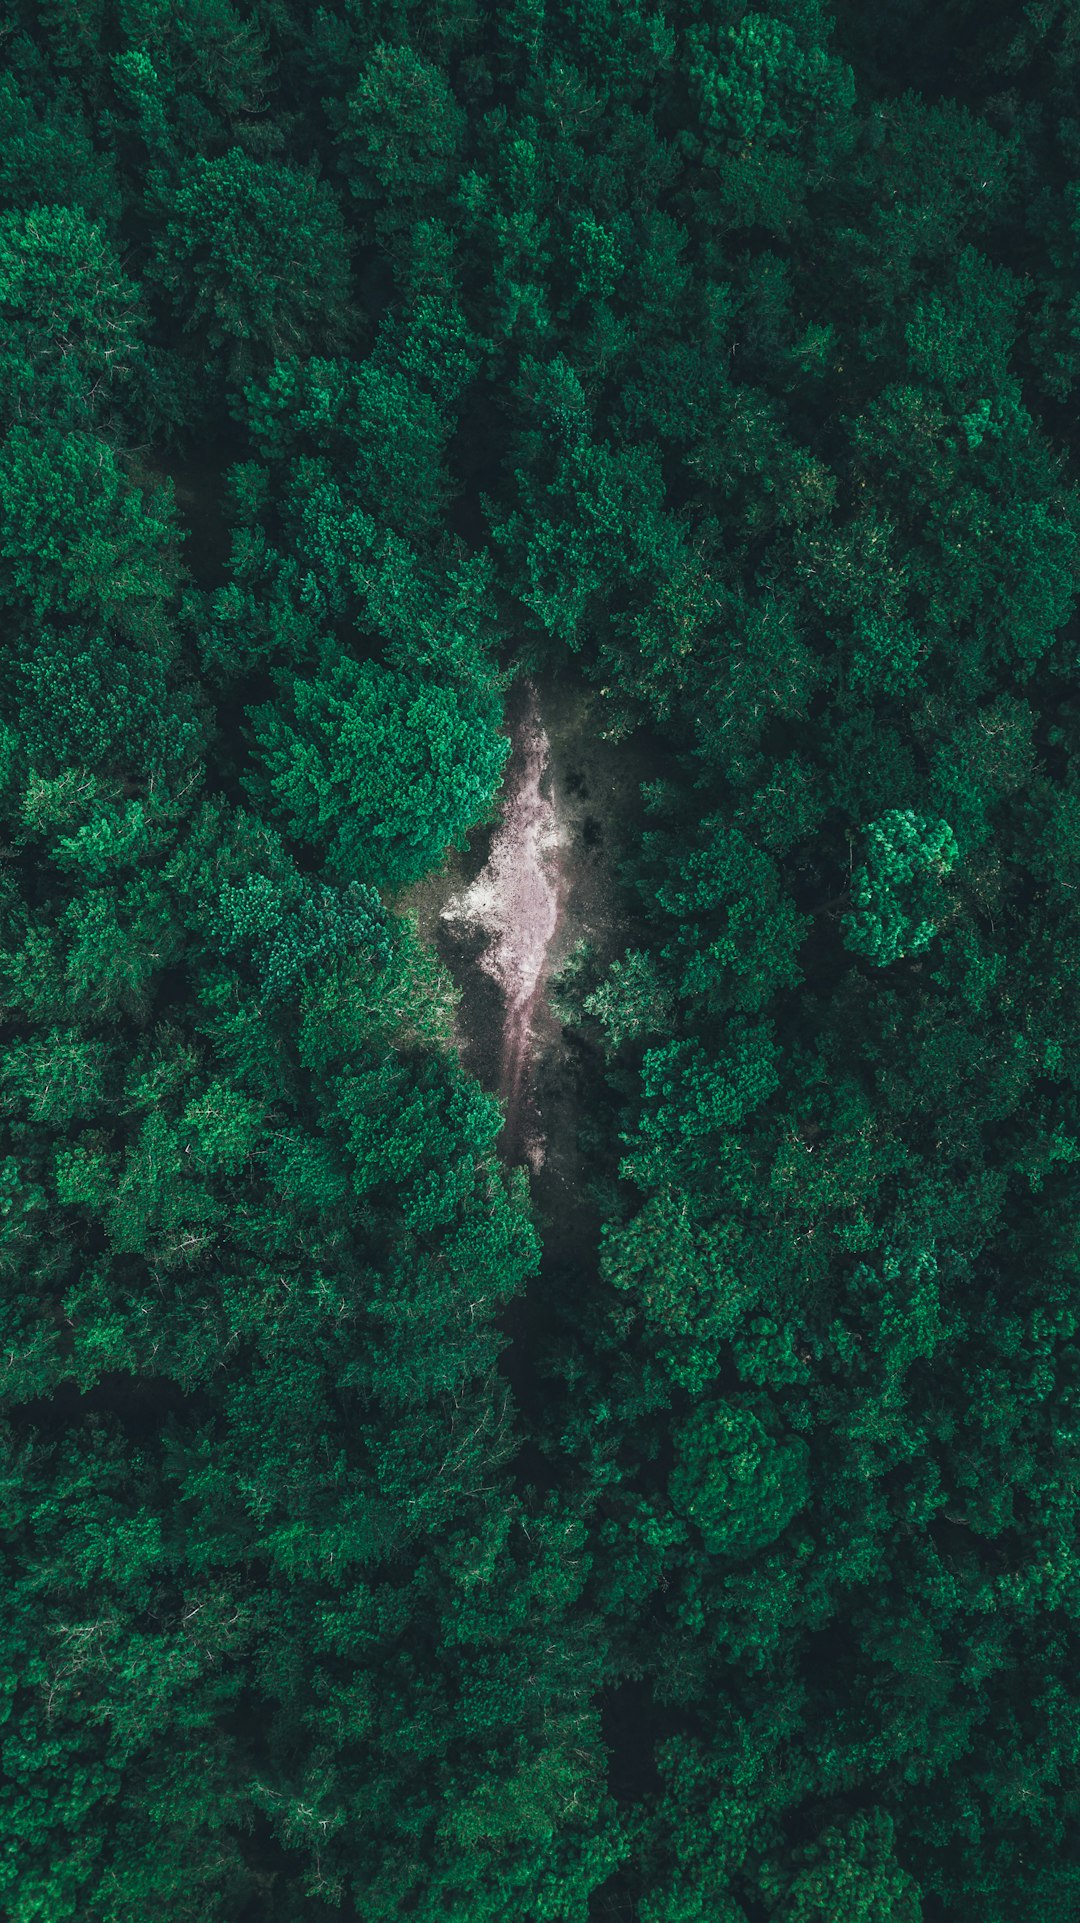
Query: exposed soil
397 672 661 1437
399 673 656 1196
441 681 562 1162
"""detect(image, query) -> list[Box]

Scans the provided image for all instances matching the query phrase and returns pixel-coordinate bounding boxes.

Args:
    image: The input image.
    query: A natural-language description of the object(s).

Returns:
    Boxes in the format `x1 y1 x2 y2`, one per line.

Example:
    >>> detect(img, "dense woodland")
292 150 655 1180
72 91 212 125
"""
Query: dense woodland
4 0 1080 1916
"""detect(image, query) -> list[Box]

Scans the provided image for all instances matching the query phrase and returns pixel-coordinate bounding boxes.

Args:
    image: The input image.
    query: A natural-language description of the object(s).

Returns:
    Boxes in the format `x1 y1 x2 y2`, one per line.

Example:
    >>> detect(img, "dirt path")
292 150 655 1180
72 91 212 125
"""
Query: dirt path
441 683 562 1160
396 674 661 1432
399 674 658 1185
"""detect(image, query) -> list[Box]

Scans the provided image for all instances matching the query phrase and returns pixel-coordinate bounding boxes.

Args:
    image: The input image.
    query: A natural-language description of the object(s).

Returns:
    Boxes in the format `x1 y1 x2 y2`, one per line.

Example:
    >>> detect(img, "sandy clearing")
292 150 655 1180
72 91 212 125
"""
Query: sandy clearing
441 683 563 1154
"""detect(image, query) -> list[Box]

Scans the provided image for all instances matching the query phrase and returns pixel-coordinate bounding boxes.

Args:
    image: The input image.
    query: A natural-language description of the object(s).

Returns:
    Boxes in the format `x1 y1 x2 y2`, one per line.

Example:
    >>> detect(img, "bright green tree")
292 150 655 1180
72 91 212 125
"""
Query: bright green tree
249 655 508 889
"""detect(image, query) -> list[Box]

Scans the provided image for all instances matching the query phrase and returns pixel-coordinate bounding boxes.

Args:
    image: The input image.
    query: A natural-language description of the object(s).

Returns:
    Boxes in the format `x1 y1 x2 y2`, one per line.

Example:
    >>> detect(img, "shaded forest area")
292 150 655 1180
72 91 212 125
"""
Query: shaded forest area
4 0 1080 1917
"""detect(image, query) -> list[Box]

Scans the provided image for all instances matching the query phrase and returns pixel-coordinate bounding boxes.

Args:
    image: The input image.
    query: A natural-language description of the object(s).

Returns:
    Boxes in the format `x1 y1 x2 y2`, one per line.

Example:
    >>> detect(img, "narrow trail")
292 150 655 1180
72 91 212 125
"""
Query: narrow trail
442 685 563 1160
402 673 657 1192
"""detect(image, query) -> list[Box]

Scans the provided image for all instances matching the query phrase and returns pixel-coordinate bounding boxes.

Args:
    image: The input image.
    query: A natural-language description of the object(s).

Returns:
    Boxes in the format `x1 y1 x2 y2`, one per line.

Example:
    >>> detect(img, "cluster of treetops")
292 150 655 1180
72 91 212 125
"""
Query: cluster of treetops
4 0 1080 1916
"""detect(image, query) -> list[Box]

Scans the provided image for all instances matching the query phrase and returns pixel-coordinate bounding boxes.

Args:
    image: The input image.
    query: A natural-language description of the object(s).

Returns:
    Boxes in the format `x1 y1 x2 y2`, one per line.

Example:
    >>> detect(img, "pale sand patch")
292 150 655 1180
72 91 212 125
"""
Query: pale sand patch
441 684 563 1154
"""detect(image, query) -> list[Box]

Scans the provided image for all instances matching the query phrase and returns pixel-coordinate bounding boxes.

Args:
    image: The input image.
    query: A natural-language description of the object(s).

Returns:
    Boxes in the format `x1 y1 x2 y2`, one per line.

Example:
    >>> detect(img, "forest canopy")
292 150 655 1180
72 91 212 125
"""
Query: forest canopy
3 1 1080 1920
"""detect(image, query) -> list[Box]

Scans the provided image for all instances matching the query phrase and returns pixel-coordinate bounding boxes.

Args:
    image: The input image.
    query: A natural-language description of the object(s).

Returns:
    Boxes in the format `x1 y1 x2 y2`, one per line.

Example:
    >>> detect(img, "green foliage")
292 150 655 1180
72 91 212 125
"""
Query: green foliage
584 948 673 1053
0 74 115 216
210 867 389 999
334 43 467 235
686 10 855 229
670 1397 811 1558
5 624 184 776
688 12 853 165
0 426 177 638
4 2 1080 1919
1034 180 1080 398
645 815 809 1013
150 151 352 369
843 811 959 966
249 655 508 889
762 1811 923 1921
0 203 144 428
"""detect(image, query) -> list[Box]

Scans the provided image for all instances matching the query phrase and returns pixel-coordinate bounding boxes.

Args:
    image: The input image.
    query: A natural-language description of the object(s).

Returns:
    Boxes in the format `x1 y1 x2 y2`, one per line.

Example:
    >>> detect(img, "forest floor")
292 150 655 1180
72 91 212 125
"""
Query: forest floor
400 673 655 1242
440 678 563 1164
